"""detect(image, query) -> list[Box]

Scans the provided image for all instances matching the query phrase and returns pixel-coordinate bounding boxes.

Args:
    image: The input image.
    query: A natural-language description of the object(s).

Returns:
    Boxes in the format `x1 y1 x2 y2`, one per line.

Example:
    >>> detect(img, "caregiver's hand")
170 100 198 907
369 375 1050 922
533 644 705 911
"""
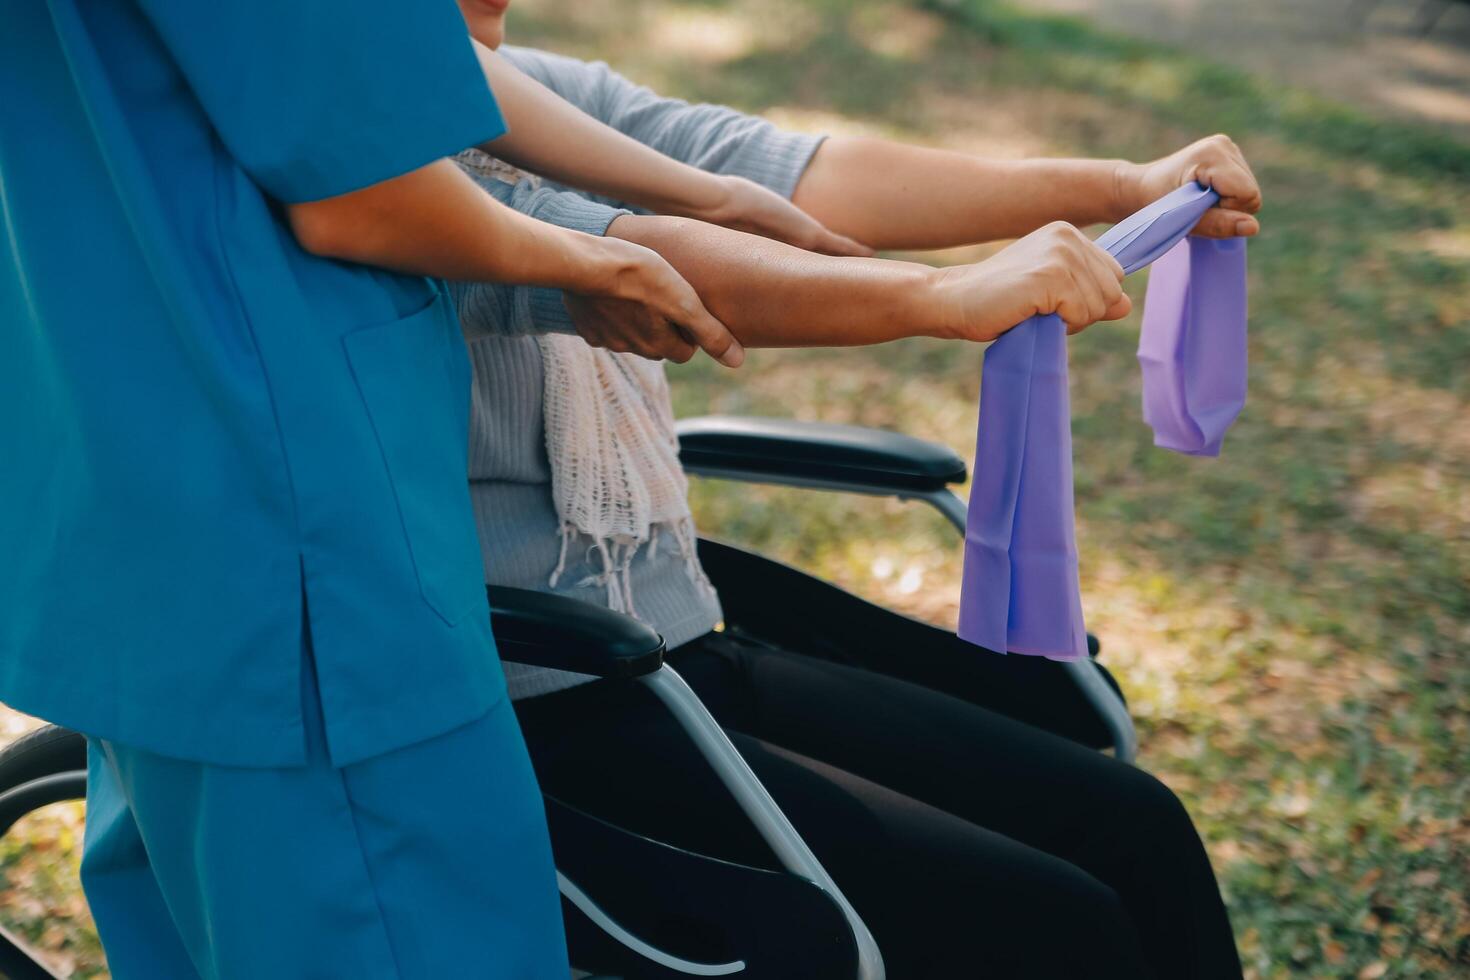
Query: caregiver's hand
932 222 1129 341
1120 134 1262 239
564 234 745 366
697 176 875 257
475 44 868 259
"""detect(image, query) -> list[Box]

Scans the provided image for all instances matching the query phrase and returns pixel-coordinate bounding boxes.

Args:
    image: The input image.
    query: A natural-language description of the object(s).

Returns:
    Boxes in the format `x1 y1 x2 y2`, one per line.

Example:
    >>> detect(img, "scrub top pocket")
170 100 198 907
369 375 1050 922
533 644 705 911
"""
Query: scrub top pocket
343 290 483 626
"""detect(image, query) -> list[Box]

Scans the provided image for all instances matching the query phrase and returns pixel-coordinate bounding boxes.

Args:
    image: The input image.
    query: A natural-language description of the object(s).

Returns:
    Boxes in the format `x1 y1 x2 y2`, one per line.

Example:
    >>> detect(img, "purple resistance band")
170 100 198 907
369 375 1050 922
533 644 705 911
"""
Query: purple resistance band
958 183 1248 660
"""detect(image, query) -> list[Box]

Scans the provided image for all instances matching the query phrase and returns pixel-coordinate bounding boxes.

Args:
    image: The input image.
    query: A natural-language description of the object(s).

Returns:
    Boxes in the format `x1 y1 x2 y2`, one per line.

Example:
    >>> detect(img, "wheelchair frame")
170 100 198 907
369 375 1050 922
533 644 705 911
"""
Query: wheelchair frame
675 416 1136 764
0 415 1137 980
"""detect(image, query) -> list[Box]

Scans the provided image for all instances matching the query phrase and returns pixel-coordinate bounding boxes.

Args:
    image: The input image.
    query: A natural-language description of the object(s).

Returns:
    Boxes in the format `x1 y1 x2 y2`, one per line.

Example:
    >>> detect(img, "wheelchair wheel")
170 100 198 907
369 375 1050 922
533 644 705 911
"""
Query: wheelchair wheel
0 726 86 834
0 727 86 803
0 724 88 980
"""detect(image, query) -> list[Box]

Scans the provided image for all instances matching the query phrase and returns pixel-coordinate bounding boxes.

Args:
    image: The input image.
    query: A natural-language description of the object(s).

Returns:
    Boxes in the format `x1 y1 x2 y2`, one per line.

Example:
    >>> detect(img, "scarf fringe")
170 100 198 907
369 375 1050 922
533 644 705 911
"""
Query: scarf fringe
462 153 716 630
548 516 715 620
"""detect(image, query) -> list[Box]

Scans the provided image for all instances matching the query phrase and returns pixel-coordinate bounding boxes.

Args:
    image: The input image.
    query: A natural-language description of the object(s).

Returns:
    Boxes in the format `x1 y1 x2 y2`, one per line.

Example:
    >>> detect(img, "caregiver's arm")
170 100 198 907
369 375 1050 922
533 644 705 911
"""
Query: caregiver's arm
792 134 1262 251
288 159 743 365
472 42 867 256
594 214 1128 349
135 0 744 367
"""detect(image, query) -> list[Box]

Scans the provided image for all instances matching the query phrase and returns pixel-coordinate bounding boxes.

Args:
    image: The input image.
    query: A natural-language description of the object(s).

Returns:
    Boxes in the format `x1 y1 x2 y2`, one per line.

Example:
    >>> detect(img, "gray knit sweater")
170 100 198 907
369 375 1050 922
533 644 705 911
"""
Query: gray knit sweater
449 46 825 700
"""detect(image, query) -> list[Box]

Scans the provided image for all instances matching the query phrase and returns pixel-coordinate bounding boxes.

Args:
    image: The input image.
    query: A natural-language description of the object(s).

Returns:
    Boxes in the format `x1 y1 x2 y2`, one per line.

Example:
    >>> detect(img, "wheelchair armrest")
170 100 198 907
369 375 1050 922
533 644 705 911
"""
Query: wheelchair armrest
487 586 665 679
676 415 967 495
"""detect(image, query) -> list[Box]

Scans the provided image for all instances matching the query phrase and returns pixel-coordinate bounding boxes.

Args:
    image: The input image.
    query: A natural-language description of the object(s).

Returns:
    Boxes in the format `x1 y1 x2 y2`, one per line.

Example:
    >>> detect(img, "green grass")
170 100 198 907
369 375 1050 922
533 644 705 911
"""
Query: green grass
3 0 1466 976
516 1 1470 974
0 803 102 978
936 0 1470 183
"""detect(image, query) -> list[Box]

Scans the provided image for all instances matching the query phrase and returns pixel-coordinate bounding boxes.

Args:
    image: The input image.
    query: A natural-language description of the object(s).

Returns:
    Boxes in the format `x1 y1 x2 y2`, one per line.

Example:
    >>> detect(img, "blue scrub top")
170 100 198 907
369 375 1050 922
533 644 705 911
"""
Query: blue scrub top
1 0 510 766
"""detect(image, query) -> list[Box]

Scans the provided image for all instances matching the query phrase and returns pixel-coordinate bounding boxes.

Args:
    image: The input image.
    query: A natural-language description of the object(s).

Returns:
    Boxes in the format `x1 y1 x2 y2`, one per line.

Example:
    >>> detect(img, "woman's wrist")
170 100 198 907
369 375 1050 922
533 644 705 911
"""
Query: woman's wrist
912 264 974 342
1110 159 1150 221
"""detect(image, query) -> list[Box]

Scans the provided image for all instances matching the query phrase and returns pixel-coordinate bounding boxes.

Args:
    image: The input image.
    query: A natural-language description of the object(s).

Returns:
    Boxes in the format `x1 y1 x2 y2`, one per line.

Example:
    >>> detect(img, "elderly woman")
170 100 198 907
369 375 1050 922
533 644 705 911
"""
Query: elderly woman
451 2 1260 976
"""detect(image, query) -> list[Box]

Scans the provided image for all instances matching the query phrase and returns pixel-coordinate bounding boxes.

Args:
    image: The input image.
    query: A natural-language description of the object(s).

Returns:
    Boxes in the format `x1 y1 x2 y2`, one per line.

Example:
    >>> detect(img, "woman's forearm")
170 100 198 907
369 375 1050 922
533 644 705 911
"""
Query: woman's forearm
606 212 1132 347
792 136 1130 250
605 214 945 347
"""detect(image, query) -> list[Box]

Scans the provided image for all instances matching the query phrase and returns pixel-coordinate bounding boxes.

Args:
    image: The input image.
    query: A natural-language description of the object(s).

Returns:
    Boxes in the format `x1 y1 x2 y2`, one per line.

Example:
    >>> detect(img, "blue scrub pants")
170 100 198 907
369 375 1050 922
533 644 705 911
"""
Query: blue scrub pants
79 649 568 979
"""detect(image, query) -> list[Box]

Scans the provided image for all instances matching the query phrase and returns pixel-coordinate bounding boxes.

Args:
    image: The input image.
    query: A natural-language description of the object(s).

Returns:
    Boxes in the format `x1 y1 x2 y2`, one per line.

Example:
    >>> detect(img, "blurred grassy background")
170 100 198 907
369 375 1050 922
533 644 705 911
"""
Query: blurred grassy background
3 0 1467 976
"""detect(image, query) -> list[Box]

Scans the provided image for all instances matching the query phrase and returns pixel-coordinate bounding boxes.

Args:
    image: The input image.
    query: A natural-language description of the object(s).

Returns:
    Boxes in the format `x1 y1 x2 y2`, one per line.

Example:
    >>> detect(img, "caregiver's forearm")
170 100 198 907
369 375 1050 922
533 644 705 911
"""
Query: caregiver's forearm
792 136 1130 250
290 160 744 365
289 159 628 290
606 214 943 347
472 42 726 220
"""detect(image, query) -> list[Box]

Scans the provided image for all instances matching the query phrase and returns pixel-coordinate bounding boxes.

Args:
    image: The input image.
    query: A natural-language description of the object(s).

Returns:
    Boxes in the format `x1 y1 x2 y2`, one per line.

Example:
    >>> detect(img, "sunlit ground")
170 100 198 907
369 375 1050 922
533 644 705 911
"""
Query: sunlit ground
1023 0 1470 140
3 0 1467 976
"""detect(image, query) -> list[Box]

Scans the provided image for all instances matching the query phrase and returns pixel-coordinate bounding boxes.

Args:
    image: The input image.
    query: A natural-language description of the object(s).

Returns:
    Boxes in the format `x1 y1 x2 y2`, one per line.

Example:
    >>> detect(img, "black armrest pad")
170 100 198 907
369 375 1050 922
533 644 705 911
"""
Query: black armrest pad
488 586 664 678
676 415 966 494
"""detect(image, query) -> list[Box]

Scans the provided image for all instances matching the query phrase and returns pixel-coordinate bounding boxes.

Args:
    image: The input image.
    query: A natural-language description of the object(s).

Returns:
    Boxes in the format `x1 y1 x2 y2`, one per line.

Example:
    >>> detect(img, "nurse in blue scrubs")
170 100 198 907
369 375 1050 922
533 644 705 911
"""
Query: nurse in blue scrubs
0 1 737 976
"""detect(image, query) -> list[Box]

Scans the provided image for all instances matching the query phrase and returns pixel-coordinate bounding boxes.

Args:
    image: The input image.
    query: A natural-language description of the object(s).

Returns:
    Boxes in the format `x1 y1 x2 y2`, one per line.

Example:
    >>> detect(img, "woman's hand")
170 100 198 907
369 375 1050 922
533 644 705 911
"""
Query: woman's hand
697 175 875 257
1118 134 1262 239
564 232 745 366
929 222 1130 342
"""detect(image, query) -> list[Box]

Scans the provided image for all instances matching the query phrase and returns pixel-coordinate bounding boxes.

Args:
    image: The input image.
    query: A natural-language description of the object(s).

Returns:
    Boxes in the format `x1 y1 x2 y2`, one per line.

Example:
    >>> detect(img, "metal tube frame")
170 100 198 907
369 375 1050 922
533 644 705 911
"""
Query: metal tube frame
641 666 885 980
557 870 747 976
684 467 1138 764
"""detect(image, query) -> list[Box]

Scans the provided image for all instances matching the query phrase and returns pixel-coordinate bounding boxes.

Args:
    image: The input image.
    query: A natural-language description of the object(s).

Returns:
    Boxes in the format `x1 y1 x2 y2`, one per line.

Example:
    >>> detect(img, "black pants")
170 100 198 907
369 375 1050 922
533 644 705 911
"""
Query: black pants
515 632 1242 979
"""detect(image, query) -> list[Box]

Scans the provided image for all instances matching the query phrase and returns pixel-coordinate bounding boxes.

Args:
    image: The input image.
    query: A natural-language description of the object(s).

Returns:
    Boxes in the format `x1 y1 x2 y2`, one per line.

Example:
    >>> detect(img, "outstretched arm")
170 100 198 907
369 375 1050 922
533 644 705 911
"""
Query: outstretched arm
792 134 1262 251
447 176 1124 360
474 42 866 256
577 212 1128 352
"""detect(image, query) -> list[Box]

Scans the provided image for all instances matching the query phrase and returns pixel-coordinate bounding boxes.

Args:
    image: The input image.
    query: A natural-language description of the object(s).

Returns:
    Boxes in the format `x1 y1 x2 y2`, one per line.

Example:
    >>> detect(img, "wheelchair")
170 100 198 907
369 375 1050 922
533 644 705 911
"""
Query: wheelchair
0 415 1135 980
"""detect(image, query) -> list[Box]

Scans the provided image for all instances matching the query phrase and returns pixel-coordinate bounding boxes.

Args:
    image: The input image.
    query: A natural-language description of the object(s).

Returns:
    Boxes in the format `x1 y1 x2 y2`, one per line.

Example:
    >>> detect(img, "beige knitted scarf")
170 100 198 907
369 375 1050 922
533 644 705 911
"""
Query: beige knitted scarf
455 150 714 617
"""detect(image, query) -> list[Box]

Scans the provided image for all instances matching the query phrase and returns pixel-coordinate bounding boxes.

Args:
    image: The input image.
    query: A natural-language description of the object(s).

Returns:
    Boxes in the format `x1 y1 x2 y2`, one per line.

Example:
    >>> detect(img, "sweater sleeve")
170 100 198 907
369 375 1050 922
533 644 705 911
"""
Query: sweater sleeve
500 45 825 199
446 172 630 340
